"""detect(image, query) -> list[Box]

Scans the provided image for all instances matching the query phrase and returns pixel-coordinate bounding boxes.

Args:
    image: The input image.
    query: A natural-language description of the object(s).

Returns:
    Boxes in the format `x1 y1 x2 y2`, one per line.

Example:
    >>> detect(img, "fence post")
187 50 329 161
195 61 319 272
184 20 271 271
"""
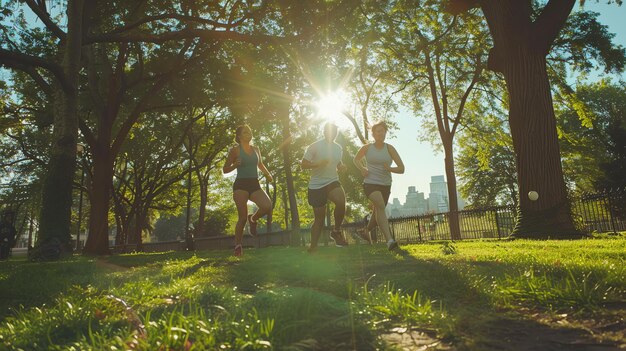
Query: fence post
606 189 618 235
494 208 501 239
416 216 422 242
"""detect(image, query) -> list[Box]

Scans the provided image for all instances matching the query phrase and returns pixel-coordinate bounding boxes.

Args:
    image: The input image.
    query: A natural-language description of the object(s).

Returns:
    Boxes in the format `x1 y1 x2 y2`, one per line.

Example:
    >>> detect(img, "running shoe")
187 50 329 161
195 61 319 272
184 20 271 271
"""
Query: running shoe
330 230 348 247
234 244 242 257
387 240 398 251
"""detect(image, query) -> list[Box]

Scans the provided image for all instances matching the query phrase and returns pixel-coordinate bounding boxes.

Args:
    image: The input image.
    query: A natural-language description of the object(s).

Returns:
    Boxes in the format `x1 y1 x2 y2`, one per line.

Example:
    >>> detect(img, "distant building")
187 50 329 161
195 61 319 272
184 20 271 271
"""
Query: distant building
386 175 465 218
387 186 426 217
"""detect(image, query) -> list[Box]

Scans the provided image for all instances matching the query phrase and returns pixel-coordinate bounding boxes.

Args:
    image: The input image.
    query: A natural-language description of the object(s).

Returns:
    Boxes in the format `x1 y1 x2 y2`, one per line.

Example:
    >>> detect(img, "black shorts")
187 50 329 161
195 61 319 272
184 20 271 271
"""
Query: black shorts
308 181 342 208
363 183 391 205
233 178 262 194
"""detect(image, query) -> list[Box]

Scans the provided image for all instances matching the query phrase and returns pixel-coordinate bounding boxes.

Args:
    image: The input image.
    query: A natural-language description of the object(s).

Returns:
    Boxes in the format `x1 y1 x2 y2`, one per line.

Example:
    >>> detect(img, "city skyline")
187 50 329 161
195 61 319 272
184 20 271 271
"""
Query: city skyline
386 175 466 218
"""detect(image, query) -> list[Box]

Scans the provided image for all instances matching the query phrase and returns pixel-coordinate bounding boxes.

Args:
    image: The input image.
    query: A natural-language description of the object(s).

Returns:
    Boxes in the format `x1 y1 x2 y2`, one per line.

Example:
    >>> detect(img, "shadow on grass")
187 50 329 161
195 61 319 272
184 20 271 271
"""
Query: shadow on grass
0 251 200 318
1 245 620 350
219 244 621 350
0 256 101 318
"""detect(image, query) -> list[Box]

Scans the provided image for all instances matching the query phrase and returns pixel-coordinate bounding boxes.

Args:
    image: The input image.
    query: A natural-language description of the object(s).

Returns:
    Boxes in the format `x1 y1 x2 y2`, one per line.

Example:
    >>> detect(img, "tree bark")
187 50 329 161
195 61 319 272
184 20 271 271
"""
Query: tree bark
36 0 85 256
197 180 208 236
83 147 114 255
443 143 462 240
505 50 580 237
279 105 300 245
479 0 582 238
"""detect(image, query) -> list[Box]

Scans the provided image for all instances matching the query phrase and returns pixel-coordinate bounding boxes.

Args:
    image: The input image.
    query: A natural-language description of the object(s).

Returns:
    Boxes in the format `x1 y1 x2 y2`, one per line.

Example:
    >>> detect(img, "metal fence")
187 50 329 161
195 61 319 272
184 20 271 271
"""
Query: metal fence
570 188 626 234
337 206 517 245
119 187 625 253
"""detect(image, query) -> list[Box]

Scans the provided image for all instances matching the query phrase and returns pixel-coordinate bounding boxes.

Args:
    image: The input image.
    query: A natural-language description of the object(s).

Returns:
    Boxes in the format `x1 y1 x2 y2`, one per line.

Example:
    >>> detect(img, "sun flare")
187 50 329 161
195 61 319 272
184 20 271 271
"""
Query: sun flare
315 90 352 130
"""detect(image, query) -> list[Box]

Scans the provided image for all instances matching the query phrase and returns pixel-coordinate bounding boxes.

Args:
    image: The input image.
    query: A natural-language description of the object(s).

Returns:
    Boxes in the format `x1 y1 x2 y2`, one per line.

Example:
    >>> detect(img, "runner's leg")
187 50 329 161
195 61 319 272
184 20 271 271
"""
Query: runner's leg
233 190 249 246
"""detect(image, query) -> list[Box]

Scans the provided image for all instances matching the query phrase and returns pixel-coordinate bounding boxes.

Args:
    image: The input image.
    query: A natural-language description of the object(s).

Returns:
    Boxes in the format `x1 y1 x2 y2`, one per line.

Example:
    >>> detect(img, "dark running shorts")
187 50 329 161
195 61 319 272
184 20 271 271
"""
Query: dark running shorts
363 183 391 205
308 181 342 208
233 178 262 194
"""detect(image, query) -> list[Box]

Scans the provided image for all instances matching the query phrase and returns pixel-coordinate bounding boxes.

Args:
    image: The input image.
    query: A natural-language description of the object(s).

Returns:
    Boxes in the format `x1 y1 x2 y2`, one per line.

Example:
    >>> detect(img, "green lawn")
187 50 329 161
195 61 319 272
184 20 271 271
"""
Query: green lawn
0 236 624 350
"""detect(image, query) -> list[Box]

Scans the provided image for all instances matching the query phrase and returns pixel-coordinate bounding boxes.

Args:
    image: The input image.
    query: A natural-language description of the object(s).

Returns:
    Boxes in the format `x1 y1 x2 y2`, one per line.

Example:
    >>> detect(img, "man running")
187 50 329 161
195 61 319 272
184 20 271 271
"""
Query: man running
301 122 348 252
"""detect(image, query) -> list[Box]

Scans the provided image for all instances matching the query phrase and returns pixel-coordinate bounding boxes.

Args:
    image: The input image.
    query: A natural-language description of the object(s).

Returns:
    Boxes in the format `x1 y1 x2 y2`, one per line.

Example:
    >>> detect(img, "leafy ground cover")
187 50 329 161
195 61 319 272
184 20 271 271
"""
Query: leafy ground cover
0 235 624 350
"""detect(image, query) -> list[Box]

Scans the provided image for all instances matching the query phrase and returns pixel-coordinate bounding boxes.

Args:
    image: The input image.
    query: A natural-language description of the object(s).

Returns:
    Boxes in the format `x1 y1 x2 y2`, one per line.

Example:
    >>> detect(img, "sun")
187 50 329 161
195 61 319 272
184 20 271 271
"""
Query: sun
315 90 353 130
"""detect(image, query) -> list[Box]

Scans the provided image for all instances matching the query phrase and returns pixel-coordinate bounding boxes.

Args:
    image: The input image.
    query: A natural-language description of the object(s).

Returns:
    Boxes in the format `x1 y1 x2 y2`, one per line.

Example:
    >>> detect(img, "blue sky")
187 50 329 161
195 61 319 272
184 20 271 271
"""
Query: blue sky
386 2 626 203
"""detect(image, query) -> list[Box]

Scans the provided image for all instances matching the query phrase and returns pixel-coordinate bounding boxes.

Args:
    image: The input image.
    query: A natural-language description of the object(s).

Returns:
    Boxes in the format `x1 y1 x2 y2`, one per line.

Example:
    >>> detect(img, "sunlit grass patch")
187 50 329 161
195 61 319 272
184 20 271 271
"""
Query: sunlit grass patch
0 286 133 350
492 267 619 312
355 279 449 330
0 236 623 350
139 304 274 351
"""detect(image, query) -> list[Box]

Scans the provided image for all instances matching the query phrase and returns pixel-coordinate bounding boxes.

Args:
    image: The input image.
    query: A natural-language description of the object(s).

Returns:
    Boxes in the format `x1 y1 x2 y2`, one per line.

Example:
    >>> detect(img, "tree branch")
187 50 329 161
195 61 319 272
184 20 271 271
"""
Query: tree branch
0 49 70 92
105 12 255 36
110 42 195 156
19 65 53 96
452 58 483 136
23 0 66 42
533 0 576 55
86 27 290 45
6 133 47 168
341 110 367 144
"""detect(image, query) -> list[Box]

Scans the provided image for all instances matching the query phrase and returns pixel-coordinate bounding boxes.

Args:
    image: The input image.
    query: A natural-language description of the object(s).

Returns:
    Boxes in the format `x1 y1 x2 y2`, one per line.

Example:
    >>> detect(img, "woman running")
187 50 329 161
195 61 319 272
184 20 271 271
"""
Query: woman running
223 125 273 256
353 121 405 250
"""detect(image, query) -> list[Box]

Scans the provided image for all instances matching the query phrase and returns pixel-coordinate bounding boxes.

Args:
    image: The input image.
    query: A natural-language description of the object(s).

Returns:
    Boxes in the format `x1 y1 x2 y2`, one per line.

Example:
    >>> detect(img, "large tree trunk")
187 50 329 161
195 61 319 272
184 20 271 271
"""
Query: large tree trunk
83 148 114 255
36 0 84 257
480 0 582 238
504 52 579 237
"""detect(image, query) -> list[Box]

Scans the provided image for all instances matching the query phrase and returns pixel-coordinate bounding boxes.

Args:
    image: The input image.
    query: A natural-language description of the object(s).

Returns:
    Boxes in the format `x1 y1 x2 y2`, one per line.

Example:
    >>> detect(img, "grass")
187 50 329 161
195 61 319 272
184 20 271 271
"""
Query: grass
0 235 624 350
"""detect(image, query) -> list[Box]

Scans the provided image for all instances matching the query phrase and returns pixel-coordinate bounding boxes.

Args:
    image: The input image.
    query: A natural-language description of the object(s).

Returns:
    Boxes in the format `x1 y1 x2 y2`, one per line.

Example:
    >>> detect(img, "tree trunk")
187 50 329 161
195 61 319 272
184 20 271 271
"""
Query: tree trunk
36 0 85 257
480 0 582 238
505 52 579 237
184 159 194 250
114 211 123 245
83 147 114 255
282 187 290 229
279 108 300 245
133 207 145 251
265 181 274 232
197 179 208 237
443 143 462 240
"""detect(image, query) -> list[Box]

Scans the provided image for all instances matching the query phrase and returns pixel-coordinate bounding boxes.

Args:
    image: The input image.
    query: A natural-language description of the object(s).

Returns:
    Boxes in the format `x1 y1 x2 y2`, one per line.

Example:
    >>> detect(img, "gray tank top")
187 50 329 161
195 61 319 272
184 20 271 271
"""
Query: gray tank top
236 145 258 179
364 143 392 186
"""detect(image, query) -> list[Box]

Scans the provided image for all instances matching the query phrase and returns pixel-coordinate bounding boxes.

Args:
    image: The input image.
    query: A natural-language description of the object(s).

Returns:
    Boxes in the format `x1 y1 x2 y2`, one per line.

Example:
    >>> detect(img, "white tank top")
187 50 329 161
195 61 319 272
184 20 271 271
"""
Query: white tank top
364 143 392 186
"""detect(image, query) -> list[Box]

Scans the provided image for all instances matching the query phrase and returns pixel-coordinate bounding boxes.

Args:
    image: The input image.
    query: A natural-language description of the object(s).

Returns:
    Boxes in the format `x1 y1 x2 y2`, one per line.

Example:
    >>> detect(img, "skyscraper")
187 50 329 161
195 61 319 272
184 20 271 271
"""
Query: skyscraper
386 175 464 218
429 175 449 212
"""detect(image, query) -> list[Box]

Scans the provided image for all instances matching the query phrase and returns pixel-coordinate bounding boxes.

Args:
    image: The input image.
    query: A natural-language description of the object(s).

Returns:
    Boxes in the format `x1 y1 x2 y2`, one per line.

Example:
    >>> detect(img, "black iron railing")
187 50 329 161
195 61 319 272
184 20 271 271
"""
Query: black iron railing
570 188 626 234
110 187 625 252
